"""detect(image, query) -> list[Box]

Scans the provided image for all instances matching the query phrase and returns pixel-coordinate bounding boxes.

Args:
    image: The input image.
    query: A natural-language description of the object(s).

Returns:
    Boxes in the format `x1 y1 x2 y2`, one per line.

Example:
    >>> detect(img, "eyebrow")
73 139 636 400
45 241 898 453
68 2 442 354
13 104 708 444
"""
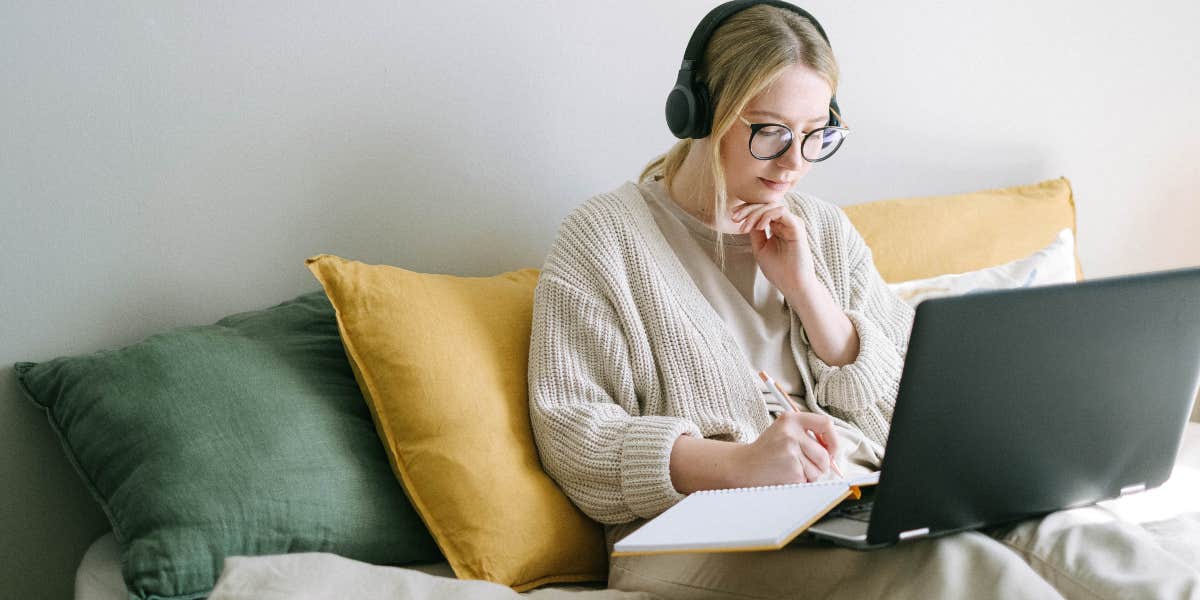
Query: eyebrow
744 110 828 128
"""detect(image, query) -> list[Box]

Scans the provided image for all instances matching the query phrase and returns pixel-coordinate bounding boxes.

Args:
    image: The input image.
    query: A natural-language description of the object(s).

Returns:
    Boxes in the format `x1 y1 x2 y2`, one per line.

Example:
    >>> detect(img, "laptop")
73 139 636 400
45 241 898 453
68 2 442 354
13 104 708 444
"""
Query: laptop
806 264 1200 550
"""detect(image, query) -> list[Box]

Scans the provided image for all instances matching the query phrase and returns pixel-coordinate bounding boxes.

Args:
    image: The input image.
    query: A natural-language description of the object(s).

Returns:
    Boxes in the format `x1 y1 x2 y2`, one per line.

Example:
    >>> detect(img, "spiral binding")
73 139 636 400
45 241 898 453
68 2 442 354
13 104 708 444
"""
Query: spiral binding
694 479 847 495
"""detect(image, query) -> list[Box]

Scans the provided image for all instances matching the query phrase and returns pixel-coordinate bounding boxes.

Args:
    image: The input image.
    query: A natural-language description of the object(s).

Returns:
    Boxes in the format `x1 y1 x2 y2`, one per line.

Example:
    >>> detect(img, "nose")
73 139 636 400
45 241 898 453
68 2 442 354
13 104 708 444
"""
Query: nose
774 138 808 171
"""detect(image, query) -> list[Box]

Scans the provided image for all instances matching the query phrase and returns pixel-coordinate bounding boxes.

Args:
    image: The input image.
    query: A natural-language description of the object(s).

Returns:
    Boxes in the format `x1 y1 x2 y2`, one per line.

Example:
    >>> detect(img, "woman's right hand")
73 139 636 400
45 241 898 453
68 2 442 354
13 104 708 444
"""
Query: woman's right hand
733 412 839 486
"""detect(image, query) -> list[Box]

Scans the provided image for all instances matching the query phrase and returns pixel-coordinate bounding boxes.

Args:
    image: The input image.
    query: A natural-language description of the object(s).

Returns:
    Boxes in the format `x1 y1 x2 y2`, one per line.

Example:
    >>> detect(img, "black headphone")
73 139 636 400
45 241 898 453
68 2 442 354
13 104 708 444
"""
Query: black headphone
665 0 841 140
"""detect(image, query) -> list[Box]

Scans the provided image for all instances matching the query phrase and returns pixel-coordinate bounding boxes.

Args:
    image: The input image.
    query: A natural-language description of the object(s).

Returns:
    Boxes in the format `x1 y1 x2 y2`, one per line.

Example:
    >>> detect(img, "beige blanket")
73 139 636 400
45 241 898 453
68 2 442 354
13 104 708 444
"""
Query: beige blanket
208 424 1200 600
206 554 657 600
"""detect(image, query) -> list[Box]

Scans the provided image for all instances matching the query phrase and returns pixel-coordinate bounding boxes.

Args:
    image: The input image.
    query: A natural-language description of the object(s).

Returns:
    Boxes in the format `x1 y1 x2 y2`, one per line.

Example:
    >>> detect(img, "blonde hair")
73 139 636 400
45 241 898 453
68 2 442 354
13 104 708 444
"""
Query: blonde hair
639 5 839 271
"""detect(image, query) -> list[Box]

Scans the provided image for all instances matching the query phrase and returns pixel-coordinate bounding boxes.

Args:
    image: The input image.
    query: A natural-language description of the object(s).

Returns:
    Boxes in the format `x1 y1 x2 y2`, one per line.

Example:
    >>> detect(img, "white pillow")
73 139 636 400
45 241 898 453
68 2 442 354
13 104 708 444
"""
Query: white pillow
887 228 1077 308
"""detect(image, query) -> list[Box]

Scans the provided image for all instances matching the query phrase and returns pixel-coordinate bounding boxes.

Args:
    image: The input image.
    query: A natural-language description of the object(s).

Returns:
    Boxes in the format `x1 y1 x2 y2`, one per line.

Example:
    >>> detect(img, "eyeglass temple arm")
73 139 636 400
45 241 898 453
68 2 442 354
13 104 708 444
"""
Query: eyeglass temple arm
829 105 849 129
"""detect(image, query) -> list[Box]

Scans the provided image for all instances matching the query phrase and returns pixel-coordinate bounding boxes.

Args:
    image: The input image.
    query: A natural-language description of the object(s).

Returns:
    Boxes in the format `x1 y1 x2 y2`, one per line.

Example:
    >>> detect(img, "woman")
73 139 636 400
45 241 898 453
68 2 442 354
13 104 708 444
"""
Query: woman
527 3 1198 598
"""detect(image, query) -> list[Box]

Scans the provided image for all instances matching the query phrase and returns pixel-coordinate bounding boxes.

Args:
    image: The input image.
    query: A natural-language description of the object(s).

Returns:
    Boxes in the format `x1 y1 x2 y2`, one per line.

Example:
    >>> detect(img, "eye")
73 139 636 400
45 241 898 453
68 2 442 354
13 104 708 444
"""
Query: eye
757 125 789 138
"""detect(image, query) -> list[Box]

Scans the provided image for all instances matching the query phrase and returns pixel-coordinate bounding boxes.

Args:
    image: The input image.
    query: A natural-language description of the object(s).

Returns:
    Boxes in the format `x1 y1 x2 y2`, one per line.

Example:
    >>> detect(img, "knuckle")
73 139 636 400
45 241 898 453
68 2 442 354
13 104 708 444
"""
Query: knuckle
784 425 803 442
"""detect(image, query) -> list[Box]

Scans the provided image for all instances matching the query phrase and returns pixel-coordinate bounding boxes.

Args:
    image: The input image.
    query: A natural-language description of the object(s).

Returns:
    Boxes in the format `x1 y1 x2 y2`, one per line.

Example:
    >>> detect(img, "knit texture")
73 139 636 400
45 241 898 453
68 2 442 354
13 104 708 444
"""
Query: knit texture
527 181 915 525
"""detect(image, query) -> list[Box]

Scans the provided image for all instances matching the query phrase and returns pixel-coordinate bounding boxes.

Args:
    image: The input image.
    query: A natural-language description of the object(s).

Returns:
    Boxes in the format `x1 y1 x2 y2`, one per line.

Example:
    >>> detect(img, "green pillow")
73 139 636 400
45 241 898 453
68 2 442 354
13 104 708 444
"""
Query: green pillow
15 290 442 600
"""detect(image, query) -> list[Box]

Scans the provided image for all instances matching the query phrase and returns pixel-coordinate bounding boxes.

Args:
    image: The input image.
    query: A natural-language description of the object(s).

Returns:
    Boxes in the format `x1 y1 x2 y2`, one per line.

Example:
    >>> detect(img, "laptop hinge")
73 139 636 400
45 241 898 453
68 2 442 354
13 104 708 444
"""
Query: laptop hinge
898 527 930 540
1120 483 1147 496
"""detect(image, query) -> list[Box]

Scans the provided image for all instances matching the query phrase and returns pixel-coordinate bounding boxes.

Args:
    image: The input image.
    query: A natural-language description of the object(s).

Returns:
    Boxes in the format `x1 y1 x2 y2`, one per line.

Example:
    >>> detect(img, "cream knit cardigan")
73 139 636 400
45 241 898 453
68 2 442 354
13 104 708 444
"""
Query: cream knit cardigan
527 181 916 524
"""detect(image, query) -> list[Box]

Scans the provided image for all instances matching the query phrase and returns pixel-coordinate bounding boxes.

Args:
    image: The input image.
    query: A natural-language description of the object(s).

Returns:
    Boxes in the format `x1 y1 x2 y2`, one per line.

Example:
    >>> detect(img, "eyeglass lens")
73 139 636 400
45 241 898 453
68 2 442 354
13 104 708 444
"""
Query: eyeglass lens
750 125 846 161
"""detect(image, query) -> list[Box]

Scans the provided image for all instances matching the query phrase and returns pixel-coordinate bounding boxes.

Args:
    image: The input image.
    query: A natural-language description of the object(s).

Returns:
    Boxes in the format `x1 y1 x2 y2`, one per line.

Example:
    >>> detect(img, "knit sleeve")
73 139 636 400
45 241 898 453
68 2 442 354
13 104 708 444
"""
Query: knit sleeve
804 209 915 447
527 272 703 525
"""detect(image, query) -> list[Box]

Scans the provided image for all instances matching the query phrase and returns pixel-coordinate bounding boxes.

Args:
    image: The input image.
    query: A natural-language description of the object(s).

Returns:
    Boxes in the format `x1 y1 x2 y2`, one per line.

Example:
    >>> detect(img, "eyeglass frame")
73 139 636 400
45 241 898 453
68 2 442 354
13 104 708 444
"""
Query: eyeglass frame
737 106 850 163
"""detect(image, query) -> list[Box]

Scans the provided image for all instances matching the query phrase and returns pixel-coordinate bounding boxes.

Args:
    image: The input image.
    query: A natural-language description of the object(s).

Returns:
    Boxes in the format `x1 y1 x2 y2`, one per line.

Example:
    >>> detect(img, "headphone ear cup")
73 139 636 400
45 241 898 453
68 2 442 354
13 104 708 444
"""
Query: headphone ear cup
665 83 698 139
692 81 712 139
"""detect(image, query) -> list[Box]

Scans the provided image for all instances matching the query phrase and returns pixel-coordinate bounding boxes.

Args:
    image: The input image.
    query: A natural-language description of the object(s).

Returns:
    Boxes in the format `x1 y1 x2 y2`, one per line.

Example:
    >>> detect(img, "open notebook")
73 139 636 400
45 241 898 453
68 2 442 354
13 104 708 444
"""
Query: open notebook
611 472 880 556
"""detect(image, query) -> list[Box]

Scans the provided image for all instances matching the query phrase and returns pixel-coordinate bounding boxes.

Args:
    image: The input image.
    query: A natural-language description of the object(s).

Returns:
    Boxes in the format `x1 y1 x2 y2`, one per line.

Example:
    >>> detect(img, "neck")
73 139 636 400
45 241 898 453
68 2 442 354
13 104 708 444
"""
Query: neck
665 142 744 234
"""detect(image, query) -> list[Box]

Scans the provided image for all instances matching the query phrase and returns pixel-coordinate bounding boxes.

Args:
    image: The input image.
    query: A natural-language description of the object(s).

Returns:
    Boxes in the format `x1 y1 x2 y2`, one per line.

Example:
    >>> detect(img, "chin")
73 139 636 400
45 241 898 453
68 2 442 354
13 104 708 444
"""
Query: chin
739 183 788 203
730 174 793 203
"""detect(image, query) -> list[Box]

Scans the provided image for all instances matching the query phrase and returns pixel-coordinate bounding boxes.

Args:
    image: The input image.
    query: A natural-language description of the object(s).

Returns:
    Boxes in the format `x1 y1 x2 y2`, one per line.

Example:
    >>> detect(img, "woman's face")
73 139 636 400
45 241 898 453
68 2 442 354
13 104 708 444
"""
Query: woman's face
719 64 834 206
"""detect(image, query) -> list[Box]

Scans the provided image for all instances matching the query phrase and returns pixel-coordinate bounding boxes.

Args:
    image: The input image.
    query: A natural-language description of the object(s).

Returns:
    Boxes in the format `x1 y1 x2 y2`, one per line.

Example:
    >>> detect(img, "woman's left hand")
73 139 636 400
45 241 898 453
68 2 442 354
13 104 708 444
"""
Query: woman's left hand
732 199 816 294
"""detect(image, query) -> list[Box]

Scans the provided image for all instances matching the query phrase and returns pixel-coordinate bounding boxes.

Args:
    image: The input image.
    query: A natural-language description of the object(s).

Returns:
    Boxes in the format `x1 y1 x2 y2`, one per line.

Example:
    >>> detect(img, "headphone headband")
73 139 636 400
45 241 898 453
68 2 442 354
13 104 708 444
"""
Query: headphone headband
665 1 841 139
680 0 832 66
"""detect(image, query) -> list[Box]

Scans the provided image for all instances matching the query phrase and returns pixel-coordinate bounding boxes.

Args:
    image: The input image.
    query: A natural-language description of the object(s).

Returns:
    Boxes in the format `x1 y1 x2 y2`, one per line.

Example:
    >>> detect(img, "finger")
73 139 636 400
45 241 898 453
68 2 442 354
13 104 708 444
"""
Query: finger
748 205 787 230
751 208 777 232
801 414 838 449
736 202 777 221
730 207 745 229
798 433 832 474
732 202 762 222
791 459 810 484
763 212 798 236
816 430 839 457
762 210 801 237
749 225 767 251
803 435 832 475
796 452 824 482
735 206 762 232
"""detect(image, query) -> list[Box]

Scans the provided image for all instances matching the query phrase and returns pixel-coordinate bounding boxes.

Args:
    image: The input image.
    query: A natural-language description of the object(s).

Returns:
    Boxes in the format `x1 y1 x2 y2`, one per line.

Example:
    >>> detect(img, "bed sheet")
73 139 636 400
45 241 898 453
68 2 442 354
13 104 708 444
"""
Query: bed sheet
76 423 1200 600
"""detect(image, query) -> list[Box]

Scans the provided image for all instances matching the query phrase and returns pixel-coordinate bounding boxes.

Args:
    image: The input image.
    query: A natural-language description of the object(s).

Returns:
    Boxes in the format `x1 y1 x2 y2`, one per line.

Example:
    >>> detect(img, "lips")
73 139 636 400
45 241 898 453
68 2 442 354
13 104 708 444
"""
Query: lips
759 177 792 190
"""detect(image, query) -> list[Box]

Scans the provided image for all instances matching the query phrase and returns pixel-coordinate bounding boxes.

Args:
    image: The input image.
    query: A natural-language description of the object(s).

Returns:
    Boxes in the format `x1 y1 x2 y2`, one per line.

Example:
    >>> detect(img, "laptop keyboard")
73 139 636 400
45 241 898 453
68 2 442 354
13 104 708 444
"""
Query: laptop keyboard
830 500 874 522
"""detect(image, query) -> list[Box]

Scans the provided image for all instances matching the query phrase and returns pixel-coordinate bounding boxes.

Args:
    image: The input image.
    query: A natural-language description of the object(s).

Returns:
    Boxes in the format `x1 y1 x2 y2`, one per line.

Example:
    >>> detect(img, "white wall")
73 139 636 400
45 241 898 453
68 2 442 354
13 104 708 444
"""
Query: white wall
3 1 1198 595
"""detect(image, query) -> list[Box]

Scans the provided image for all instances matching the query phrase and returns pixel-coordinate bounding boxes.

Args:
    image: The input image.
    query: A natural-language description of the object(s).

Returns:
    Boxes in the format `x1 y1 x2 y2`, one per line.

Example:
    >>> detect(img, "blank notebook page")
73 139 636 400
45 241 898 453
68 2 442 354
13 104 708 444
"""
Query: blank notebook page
613 480 853 554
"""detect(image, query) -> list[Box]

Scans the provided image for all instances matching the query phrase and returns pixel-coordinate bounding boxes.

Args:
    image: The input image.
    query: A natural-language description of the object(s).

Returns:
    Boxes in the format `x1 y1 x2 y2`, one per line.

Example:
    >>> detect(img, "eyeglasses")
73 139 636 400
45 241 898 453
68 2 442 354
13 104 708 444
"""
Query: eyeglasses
737 107 850 162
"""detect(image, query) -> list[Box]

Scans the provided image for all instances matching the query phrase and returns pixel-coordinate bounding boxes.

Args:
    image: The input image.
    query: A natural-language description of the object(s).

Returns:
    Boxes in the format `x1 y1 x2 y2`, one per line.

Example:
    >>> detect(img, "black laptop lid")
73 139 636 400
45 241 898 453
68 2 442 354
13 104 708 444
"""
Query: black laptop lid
867 265 1200 545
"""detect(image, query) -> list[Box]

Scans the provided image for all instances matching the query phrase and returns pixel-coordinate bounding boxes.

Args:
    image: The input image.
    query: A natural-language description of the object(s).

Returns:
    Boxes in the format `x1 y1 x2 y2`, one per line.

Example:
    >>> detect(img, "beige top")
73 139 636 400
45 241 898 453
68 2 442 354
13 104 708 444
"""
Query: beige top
527 180 916 551
638 178 881 479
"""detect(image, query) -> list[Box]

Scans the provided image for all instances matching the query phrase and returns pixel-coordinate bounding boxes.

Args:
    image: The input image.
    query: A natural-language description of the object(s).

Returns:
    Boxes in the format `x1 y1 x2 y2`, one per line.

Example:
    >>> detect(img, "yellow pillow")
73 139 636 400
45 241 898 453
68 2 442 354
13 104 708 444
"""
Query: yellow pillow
843 177 1083 283
305 254 607 591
